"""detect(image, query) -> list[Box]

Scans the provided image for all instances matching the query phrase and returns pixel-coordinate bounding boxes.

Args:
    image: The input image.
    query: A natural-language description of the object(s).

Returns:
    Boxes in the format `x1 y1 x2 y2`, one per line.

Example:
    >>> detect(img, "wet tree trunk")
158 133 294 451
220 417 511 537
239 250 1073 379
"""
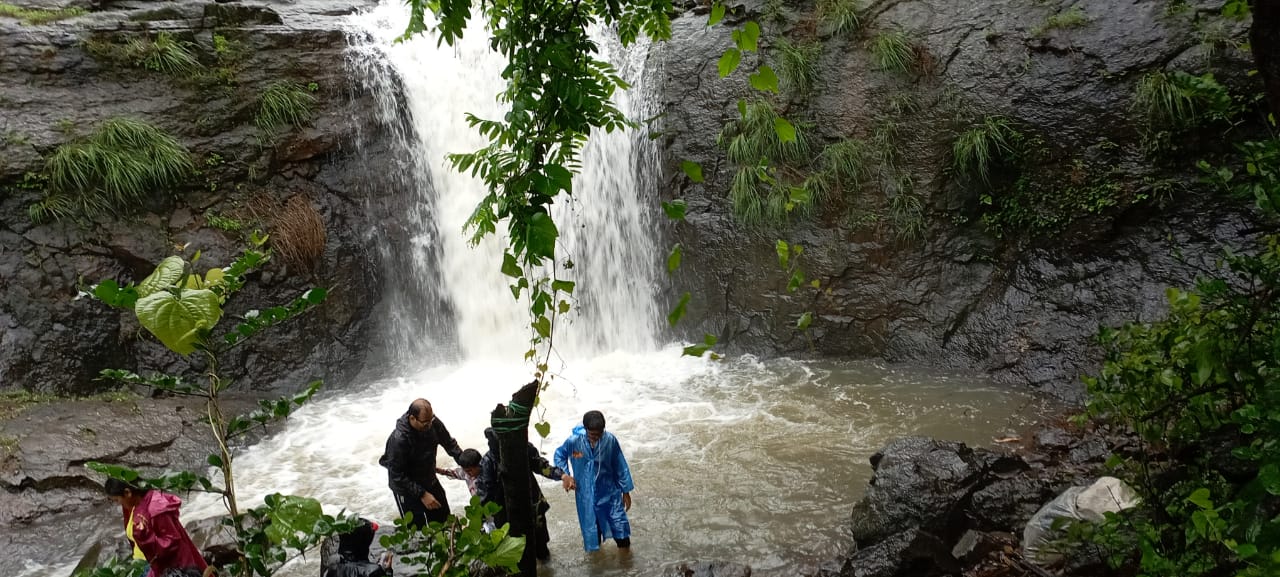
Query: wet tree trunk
491 380 540 577
1252 0 1280 118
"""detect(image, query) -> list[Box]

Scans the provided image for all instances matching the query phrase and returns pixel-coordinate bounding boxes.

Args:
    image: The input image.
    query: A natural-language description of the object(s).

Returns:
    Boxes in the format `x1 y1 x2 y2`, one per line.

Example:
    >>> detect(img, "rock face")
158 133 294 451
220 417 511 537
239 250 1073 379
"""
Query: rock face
0 0 388 396
653 0 1264 401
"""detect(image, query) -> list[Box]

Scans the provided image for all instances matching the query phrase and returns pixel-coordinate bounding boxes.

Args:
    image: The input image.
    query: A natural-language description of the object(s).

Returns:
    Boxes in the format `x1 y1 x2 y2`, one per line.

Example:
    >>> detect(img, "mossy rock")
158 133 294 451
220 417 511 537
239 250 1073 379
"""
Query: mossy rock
202 4 282 26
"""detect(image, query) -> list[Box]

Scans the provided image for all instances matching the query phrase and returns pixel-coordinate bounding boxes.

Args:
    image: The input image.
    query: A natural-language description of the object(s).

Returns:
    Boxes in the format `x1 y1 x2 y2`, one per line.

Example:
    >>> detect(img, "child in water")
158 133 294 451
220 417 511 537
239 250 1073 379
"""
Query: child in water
437 448 495 532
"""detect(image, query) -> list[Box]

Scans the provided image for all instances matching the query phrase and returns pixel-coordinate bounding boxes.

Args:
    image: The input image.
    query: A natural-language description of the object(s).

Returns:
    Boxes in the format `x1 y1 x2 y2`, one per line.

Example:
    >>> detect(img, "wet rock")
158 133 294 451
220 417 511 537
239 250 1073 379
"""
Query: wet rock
656 0 1261 401
849 437 991 545
661 560 753 577
837 528 958 577
1034 427 1073 451
1068 437 1110 464
968 477 1058 531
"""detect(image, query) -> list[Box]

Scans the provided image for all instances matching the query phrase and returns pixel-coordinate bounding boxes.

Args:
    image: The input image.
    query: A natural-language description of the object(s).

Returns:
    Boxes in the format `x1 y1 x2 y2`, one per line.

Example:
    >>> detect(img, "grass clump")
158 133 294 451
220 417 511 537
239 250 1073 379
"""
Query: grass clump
774 38 821 98
804 138 869 203
0 3 86 25
719 100 814 225
888 185 925 243
28 117 193 222
1031 5 1089 37
870 28 915 73
951 116 1022 184
1132 70 1235 131
255 82 318 132
272 195 327 270
84 32 202 77
816 0 862 38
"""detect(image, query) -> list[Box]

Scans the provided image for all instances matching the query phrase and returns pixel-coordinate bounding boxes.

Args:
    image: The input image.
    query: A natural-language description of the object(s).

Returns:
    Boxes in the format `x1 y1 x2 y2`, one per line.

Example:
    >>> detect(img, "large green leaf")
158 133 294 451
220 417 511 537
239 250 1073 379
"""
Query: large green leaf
482 534 525 571
718 48 742 78
668 292 691 326
525 212 559 262
707 3 726 26
263 495 325 545
750 65 779 93
135 288 222 355
137 256 186 299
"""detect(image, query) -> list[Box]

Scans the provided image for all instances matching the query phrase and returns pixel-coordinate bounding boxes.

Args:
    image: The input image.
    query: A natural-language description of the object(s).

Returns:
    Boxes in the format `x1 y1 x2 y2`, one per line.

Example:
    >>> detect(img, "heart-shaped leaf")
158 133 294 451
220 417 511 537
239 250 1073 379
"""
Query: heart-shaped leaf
135 288 222 355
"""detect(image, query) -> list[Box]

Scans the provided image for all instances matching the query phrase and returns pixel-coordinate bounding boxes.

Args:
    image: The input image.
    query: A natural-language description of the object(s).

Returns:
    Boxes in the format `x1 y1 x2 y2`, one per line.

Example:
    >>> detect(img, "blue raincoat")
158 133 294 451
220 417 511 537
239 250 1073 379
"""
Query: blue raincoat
554 425 635 551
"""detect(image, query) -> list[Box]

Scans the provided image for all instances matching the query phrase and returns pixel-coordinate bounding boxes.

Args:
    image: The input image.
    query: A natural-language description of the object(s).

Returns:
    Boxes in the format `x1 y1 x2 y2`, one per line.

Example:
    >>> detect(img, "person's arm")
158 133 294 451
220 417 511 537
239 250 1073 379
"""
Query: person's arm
383 432 426 499
477 457 499 505
530 445 563 481
438 467 461 480
434 419 464 462
554 436 576 491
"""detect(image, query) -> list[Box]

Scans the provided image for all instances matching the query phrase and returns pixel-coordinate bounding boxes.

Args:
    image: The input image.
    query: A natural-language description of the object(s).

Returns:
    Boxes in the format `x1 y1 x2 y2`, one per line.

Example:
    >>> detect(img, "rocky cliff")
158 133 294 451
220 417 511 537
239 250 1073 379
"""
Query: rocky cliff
0 0 402 396
654 0 1266 401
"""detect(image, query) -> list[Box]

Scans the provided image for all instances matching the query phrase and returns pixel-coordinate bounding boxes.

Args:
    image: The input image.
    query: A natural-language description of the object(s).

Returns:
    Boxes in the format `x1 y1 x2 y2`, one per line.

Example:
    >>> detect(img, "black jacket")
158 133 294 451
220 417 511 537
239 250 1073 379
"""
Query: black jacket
476 429 563 515
379 414 462 499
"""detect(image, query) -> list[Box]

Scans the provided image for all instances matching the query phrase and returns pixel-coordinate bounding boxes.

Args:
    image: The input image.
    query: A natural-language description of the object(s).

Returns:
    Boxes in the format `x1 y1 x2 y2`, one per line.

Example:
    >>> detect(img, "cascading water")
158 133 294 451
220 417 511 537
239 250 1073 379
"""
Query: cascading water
346 2 660 363
18 5 1045 577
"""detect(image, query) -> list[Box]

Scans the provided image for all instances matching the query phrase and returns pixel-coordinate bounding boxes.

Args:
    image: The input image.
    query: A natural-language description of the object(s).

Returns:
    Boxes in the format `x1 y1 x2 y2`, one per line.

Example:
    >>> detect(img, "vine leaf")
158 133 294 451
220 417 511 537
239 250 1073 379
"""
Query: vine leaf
135 288 222 355
663 199 688 220
718 48 742 78
680 160 704 183
667 243 684 274
749 65 779 93
668 292 691 326
774 117 797 143
797 311 813 331
708 3 726 26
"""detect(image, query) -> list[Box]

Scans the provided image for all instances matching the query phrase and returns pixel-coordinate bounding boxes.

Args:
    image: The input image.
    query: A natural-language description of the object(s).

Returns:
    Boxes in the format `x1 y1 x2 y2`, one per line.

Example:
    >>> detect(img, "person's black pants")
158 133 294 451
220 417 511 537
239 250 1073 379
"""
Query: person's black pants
393 485 450 528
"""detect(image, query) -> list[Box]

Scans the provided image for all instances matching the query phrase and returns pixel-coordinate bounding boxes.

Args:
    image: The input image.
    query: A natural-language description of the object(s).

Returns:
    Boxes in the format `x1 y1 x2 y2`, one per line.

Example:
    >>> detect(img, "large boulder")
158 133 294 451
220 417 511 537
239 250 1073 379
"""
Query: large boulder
848 437 995 545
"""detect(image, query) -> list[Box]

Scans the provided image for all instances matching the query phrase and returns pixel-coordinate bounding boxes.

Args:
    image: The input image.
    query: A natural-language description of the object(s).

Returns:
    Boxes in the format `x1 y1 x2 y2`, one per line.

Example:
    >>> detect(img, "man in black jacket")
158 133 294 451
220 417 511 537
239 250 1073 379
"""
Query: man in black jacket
379 399 463 527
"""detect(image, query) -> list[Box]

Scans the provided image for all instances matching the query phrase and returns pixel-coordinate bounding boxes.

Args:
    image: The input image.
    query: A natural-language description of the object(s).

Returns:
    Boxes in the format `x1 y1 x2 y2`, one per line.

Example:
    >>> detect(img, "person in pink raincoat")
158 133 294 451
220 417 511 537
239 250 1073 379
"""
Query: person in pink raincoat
106 478 209 577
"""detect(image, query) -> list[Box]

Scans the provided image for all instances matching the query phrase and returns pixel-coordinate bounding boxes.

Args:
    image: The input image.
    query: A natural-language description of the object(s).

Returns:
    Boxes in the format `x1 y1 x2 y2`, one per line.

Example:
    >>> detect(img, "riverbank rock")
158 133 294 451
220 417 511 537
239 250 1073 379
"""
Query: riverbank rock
662 560 753 577
0 393 264 574
830 431 1111 577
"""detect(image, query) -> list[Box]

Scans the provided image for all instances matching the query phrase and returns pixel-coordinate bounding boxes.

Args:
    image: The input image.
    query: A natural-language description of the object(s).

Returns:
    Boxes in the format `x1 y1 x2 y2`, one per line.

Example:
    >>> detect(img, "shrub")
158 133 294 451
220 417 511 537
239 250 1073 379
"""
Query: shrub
951 116 1022 184
28 118 193 222
271 195 326 270
0 3 85 25
816 0 862 38
255 82 317 132
775 37 821 97
870 28 914 73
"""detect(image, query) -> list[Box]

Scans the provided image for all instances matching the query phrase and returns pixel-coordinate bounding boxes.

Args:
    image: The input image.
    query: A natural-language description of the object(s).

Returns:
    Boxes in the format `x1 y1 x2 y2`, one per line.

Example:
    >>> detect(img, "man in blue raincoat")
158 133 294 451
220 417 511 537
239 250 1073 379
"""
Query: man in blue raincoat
554 410 634 552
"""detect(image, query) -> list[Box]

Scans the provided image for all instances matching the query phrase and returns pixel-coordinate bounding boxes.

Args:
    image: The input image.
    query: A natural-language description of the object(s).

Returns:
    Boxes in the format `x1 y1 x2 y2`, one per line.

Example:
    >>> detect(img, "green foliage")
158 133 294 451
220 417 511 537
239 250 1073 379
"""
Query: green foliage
804 137 868 203
951 116 1022 185
869 28 914 73
380 497 525 577
84 244 351 576
718 100 813 224
1072 136 1280 577
0 2 85 24
206 211 244 232
887 182 925 243
1201 137 1280 213
774 37 821 97
1031 5 1089 37
1133 71 1237 138
978 161 1123 238
255 82 317 132
816 0 862 38
28 117 193 223
84 32 202 77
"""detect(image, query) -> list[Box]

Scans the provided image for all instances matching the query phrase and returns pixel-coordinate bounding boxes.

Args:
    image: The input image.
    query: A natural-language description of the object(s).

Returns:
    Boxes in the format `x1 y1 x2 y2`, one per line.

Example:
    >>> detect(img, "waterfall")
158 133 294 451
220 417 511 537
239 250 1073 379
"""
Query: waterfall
346 2 661 367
